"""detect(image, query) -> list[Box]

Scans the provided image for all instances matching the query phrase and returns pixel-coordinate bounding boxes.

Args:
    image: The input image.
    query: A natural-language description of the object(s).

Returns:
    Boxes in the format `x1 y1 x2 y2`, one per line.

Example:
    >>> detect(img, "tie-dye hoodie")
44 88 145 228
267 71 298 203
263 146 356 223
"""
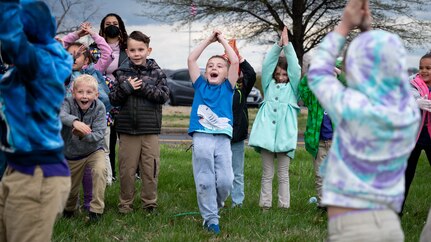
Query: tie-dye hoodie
308 30 420 212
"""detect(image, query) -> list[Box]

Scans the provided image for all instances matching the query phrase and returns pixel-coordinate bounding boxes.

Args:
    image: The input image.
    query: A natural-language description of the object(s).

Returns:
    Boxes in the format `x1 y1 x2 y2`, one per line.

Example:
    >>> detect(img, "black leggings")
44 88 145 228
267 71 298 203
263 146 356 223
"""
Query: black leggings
400 142 431 215
109 123 117 178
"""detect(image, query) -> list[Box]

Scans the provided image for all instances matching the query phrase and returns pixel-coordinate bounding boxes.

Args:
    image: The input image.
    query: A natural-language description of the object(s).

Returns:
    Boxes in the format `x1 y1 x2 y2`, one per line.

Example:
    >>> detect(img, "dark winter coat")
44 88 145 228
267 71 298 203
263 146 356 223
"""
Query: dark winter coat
109 59 169 135
232 60 256 143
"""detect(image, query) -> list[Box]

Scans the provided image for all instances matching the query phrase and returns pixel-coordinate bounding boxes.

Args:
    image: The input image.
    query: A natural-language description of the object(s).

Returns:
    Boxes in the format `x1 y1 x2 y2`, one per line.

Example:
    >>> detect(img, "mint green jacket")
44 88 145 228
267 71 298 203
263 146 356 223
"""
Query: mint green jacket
248 43 301 158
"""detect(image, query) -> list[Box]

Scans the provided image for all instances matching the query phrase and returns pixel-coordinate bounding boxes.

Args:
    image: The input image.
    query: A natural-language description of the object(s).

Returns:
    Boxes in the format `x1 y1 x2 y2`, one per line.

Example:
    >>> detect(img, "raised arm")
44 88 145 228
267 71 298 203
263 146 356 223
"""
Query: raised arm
308 0 370 125
84 23 113 73
217 34 239 88
187 31 218 83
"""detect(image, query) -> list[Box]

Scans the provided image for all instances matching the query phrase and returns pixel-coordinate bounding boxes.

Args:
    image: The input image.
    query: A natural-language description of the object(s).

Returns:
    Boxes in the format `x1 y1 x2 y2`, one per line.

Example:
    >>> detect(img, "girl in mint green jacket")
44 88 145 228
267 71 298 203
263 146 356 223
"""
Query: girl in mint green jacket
248 26 301 210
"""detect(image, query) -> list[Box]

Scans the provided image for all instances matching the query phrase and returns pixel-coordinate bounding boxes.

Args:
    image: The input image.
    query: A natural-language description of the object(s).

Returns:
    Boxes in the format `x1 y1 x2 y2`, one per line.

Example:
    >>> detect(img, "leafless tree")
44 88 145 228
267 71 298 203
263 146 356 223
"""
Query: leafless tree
42 0 100 35
137 0 431 64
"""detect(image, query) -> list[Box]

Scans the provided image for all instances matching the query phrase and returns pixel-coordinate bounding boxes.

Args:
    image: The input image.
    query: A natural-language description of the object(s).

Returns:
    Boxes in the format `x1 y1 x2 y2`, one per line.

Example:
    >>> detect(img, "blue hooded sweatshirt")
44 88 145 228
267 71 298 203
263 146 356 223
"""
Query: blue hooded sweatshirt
0 0 73 168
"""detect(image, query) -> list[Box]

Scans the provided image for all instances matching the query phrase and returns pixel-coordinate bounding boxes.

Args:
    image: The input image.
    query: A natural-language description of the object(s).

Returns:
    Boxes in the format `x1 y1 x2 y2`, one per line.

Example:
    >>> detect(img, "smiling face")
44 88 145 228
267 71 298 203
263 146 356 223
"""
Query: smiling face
126 38 152 66
419 57 431 86
73 80 99 111
274 66 288 83
205 56 229 85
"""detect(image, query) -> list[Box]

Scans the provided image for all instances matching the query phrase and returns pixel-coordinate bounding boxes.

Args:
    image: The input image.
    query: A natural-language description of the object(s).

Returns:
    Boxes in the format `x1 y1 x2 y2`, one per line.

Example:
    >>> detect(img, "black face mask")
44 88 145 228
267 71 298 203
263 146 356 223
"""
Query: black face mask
105 25 120 38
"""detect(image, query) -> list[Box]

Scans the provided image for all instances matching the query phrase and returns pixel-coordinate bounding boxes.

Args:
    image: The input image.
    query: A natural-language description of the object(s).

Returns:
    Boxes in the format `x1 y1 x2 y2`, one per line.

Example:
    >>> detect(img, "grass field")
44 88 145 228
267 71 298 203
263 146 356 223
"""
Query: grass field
52 144 431 241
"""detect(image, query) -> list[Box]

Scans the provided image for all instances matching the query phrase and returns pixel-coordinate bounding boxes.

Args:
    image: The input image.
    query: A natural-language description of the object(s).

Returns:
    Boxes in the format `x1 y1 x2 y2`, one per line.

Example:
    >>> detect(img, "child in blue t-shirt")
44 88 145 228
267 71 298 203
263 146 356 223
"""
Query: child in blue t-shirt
187 30 239 235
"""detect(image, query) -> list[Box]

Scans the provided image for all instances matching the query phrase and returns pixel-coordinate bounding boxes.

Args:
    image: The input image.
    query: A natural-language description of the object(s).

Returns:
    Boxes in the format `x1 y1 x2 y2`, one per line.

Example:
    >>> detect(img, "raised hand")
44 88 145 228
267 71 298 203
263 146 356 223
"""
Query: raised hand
279 26 289 47
336 0 369 36
81 22 96 36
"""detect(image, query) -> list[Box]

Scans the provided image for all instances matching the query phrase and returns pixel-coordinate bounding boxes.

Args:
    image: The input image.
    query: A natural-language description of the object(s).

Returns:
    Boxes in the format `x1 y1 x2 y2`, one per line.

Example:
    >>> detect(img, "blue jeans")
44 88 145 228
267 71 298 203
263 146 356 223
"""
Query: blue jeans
192 133 233 226
231 140 245 206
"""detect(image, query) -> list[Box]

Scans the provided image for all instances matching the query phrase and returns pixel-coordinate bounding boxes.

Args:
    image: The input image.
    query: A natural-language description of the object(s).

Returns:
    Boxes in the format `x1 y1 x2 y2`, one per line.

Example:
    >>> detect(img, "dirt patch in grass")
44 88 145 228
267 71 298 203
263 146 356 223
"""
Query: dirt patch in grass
163 105 191 115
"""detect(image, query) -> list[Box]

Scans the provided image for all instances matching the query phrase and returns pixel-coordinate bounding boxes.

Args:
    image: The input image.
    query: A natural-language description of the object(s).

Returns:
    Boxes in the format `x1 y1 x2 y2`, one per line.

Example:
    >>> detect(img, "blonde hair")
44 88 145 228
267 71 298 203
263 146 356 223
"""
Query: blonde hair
72 74 98 91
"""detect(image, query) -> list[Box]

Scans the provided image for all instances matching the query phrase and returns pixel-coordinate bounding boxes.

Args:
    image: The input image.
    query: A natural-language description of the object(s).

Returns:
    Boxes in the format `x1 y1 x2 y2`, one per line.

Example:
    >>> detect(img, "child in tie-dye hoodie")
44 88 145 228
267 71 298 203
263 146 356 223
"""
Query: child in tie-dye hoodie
308 0 420 241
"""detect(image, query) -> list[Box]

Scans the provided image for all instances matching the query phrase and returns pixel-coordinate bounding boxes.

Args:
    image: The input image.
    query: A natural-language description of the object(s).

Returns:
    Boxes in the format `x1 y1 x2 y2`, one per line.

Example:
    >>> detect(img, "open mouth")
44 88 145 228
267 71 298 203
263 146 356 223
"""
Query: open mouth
81 100 89 105
210 73 218 78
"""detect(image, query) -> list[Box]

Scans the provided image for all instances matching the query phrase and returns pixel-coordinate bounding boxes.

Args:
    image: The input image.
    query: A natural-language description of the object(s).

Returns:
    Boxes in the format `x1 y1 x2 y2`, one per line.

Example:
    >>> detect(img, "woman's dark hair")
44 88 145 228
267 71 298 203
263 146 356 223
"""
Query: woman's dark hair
99 13 128 50
129 31 150 45
67 42 96 64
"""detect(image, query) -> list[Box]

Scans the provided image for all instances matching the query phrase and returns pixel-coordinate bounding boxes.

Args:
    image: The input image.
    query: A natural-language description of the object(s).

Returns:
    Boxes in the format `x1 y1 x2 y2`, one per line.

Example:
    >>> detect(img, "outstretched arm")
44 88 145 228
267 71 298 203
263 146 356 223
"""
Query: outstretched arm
187 31 218 83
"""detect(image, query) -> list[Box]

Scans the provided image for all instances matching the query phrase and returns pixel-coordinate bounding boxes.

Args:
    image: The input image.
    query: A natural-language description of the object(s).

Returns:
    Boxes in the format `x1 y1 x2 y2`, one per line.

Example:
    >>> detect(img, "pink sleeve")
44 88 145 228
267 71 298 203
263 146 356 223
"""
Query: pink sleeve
91 33 114 73
62 32 80 49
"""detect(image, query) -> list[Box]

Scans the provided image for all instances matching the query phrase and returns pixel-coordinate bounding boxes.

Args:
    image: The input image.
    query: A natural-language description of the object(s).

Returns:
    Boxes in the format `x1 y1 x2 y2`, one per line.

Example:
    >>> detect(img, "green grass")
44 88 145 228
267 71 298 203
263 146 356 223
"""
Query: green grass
53 145 431 241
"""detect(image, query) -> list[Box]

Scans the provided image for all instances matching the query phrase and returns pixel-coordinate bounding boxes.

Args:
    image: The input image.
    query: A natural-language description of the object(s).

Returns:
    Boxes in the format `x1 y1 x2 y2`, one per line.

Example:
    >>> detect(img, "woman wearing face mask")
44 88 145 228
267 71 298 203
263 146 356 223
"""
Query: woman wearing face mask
88 13 128 187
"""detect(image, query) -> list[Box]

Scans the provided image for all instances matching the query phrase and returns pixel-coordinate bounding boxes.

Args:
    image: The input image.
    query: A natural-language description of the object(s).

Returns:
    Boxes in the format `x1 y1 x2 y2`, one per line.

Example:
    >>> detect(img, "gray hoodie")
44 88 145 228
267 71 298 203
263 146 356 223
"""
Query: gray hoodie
60 96 106 160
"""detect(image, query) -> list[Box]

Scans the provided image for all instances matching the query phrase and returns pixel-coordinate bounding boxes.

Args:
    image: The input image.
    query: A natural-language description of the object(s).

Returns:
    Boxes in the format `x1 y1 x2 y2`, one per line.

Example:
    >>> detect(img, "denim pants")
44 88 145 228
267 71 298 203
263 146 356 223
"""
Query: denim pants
192 133 233 226
231 140 245 206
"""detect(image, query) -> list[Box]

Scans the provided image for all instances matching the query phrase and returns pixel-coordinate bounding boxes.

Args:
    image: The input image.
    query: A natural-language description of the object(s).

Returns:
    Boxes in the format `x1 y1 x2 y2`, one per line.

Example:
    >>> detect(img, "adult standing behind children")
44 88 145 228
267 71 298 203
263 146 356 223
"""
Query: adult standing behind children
109 31 169 214
60 74 107 222
248 26 301 211
224 40 257 208
0 0 72 241
400 52 431 215
308 0 420 241
188 30 239 235
95 13 129 182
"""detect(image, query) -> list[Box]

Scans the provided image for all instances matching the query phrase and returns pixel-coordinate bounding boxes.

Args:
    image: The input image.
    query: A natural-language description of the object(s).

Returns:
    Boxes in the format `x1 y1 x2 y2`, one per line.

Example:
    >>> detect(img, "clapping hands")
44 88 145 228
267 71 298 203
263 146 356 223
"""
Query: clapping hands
76 22 95 38
278 26 289 47
337 0 372 36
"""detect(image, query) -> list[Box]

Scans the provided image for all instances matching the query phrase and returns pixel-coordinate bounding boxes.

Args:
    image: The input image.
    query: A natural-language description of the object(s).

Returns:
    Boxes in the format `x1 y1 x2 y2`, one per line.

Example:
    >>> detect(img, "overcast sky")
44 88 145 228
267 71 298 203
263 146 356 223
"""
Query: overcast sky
68 0 428 70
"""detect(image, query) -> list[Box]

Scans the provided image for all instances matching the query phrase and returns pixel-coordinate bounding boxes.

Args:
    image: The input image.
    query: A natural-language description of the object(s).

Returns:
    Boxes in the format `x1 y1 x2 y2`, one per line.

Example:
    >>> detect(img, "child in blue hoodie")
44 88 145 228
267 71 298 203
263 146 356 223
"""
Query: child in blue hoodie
0 0 72 241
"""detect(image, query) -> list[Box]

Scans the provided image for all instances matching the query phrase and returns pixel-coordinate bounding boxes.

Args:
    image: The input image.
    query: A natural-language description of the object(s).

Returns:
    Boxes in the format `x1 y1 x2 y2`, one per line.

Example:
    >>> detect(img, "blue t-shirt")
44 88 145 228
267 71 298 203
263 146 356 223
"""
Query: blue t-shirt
188 75 234 138
320 110 333 141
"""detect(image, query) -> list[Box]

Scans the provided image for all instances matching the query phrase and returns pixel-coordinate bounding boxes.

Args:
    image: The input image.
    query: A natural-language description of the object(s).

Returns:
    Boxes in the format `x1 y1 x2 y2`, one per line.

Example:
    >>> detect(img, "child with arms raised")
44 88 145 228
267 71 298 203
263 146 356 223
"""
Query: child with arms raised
60 74 107 222
187 30 239 235
248 26 301 211
308 0 420 240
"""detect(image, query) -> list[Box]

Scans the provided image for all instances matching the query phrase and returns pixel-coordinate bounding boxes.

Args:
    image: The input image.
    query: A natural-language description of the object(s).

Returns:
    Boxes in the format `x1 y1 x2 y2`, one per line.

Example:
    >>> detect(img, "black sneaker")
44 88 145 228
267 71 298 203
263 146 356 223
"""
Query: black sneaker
62 210 75 218
144 207 158 215
87 212 102 223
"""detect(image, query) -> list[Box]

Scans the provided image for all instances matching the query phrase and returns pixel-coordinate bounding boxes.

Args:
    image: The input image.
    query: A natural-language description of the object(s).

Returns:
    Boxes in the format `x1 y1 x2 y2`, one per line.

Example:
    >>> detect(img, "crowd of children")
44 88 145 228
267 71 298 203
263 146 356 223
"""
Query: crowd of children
1 0 431 241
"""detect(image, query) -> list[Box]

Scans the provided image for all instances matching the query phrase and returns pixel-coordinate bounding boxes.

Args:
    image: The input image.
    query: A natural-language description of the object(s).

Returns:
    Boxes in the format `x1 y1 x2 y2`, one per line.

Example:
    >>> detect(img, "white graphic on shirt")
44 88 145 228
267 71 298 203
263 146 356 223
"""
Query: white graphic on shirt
197 104 230 130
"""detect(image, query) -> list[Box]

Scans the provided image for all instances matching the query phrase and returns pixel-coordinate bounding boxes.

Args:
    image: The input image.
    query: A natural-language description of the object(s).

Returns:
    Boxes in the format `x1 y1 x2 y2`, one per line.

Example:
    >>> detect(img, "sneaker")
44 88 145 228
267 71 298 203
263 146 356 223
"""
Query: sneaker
118 204 133 214
62 210 75 218
87 212 102 223
144 207 158 215
261 206 271 213
231 203 243 208
207 224 221 235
